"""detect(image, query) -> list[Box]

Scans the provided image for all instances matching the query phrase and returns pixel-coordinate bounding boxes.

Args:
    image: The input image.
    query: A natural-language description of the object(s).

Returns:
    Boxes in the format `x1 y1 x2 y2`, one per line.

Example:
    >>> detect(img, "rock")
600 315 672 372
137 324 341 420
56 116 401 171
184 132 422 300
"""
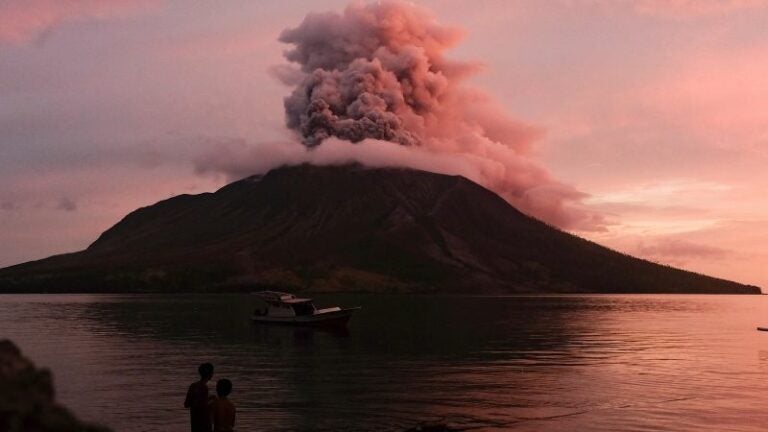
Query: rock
0 339 111 432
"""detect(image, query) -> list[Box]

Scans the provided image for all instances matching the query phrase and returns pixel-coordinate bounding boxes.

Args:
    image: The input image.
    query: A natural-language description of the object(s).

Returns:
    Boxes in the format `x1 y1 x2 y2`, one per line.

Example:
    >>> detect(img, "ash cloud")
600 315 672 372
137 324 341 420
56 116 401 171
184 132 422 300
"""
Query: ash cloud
279 0 468 148
200 1 605 231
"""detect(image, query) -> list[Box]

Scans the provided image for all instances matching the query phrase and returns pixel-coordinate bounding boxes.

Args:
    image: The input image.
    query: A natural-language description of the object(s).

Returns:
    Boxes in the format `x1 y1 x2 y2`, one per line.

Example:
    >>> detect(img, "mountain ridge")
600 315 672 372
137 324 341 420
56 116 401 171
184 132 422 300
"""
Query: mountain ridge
0 164 760 294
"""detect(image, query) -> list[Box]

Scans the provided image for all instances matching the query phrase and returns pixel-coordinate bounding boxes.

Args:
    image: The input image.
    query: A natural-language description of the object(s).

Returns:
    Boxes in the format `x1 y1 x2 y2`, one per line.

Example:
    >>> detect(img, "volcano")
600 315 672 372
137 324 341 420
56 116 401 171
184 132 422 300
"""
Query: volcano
0 165 759 294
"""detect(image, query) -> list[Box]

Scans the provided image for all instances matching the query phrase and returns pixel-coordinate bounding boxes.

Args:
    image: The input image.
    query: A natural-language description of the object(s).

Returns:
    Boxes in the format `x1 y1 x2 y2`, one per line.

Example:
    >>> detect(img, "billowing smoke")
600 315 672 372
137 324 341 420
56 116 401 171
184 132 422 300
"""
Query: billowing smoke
201 1 605 231
278 0 463 148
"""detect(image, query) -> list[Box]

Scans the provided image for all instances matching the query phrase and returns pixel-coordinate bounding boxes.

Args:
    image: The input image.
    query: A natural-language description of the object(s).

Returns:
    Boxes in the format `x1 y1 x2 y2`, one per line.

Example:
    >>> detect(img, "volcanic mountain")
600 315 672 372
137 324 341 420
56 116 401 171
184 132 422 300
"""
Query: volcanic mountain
0 165 759 294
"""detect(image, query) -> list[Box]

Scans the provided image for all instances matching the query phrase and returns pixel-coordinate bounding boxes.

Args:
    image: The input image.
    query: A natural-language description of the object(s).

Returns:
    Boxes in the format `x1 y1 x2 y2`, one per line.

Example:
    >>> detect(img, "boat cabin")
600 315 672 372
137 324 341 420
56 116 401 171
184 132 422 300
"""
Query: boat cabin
253 291 317 317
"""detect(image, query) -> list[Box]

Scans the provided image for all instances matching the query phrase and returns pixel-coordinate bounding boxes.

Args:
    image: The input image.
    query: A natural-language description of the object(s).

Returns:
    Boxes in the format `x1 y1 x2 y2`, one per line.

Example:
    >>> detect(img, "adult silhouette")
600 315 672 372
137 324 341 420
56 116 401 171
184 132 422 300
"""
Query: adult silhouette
184 363 214 432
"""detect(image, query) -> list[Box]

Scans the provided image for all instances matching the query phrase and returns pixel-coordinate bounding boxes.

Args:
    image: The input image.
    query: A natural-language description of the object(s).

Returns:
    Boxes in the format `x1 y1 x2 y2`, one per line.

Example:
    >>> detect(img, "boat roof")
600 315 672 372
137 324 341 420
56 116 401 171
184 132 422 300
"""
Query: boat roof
251 291 313 304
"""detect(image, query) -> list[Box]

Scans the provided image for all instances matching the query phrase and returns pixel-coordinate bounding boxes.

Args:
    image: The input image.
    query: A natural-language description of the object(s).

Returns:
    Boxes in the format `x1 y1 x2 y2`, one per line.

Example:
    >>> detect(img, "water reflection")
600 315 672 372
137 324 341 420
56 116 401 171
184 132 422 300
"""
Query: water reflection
2 294 768 431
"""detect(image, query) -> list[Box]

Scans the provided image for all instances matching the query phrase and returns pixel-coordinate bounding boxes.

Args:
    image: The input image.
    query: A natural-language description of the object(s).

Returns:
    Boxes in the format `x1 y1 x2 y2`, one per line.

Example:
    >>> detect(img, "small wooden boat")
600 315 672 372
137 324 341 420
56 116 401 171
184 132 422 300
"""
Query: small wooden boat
251 291 360 327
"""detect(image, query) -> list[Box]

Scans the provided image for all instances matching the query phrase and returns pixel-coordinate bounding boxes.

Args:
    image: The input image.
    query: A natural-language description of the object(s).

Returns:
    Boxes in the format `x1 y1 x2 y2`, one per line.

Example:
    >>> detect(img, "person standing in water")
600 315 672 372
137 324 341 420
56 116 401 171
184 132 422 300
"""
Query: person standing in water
210 378 236 432
184 363 214 432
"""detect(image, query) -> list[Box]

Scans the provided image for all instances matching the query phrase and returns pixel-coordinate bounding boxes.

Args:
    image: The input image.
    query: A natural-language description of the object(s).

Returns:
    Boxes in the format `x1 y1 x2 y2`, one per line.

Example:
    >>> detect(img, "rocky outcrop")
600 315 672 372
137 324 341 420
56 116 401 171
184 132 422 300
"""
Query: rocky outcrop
0 340 111 432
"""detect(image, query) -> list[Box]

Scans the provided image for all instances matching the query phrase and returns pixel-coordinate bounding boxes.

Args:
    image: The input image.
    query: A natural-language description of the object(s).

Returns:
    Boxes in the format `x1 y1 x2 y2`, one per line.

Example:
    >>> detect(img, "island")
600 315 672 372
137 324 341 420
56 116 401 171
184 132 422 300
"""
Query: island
0 164 760 294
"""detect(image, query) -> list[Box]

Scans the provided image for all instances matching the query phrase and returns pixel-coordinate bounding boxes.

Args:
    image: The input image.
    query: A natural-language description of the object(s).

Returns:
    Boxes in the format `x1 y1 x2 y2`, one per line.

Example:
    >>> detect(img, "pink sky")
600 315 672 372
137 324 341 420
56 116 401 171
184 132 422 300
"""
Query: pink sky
1 0 767 288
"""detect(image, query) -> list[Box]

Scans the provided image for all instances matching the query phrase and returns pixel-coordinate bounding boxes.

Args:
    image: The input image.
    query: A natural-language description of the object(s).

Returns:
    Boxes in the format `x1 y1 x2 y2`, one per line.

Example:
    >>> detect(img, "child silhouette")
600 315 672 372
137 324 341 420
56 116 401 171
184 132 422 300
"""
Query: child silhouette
210 378 236 432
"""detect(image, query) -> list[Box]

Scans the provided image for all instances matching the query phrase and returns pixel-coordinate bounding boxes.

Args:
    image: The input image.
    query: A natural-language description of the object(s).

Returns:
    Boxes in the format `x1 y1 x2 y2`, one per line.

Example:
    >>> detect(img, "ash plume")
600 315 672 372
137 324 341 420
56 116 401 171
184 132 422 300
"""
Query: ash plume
203 1 605 231
279 0 469 148
278 0 545 151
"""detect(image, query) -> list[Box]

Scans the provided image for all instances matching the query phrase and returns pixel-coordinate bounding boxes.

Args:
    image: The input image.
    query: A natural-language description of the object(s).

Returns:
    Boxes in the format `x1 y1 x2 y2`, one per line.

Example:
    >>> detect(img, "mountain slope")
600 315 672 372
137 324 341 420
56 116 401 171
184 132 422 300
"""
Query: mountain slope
0 164 759 294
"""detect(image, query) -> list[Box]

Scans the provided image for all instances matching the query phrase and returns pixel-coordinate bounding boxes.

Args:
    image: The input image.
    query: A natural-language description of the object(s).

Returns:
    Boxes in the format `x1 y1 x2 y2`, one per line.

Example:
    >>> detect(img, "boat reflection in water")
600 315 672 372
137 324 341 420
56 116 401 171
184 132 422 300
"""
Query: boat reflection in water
251 291 361 328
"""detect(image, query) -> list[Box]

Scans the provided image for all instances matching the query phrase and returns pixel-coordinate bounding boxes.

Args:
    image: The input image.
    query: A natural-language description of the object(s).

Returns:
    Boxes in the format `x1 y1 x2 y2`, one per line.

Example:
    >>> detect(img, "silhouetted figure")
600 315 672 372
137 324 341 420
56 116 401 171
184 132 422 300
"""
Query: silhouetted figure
184 363 214 432
210 379 236 432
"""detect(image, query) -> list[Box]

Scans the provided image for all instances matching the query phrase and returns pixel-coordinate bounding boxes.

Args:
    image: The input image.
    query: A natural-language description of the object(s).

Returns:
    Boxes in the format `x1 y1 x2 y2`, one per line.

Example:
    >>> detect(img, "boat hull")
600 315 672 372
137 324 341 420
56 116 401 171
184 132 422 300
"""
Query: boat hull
251 307 360 328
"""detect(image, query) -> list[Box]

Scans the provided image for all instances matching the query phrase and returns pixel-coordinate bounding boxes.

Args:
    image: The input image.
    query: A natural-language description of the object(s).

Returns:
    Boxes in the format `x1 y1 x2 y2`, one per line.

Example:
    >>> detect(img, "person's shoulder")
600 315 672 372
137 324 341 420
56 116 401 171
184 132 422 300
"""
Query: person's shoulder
189 381 207 391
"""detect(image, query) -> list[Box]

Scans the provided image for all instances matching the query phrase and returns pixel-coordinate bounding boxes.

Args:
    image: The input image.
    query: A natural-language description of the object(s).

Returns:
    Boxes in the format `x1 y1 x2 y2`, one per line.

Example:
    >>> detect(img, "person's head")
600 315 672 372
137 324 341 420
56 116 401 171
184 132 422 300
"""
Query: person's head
216 379 232 398
198 363 214 381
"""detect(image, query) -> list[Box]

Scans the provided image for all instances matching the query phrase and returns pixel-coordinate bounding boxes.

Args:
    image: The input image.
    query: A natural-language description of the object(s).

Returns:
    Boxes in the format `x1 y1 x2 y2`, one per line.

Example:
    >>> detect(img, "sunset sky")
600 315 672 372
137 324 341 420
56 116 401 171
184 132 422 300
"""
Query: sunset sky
2 0 767 288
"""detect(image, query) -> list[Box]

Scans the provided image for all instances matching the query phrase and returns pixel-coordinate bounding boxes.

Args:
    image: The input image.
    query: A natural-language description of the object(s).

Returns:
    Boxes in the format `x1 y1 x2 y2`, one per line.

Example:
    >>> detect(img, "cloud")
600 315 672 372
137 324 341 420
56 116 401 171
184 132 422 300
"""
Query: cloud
636 238 730 266
268 64 306 87
581 179 736 236
577 0 768 19
632 0 768 18
585 179 733 207
0 0 159 45
194 136 607 232
56 196 77 212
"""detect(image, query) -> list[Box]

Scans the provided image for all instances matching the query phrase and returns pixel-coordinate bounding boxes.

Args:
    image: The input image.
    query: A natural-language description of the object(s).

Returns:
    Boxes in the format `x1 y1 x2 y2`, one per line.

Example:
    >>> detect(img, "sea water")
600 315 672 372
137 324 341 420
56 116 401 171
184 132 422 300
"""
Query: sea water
2 293 768 431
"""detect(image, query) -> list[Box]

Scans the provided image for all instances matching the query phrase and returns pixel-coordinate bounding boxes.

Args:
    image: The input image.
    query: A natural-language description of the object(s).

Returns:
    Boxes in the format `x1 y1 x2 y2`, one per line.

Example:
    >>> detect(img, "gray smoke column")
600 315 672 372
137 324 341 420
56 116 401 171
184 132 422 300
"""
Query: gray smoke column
279 0 470 148
260 1 604 231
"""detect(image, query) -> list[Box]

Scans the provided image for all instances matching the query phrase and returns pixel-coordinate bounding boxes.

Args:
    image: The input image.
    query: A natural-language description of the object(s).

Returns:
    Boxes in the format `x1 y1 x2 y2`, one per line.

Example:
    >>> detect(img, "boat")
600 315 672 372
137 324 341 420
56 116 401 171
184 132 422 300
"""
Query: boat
250 291 360 327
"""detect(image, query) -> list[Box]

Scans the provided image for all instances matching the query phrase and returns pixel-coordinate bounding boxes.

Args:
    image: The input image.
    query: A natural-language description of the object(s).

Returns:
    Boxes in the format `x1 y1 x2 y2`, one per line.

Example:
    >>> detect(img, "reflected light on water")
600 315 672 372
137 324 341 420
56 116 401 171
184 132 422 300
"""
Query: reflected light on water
2 294 768 431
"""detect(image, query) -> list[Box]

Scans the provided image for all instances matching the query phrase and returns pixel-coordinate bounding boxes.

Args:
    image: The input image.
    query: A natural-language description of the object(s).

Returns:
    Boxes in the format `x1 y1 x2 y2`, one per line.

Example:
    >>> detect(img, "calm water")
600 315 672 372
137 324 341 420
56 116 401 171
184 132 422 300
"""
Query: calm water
3 294 768 431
